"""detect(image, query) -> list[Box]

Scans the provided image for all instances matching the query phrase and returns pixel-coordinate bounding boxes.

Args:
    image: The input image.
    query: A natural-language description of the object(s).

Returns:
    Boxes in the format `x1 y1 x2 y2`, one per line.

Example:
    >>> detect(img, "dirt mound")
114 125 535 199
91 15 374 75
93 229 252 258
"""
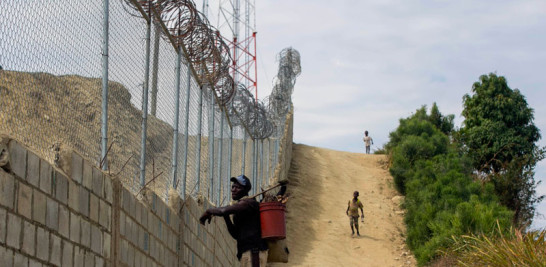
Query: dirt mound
271 144 416 267
0 71 174 193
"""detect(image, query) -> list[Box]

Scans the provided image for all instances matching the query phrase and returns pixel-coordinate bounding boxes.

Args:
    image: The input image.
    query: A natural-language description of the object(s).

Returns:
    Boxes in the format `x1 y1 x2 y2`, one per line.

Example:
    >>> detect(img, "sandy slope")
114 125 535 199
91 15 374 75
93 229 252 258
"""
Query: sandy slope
270 144 416 267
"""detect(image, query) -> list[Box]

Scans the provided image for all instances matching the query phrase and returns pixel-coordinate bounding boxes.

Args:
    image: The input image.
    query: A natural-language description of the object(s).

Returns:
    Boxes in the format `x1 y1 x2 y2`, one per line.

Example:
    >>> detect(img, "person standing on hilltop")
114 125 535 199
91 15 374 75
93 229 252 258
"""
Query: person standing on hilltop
363 130 373 154
346 191 364 236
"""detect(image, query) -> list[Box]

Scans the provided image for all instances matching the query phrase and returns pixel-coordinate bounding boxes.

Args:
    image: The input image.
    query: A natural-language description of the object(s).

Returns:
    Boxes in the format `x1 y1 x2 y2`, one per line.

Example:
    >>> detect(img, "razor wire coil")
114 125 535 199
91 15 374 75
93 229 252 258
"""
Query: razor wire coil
0 0 301 204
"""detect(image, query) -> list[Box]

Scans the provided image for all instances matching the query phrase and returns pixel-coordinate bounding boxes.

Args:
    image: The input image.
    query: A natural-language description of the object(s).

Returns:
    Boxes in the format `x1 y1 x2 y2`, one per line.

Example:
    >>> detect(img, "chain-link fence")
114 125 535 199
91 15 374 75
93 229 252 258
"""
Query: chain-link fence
0 0 301 205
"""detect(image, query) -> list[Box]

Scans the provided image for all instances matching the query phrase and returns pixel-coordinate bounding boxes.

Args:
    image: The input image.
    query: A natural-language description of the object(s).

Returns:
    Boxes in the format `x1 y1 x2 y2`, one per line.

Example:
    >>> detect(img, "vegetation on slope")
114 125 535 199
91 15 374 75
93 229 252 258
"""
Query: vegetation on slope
385 73 544 265
446 226 546 266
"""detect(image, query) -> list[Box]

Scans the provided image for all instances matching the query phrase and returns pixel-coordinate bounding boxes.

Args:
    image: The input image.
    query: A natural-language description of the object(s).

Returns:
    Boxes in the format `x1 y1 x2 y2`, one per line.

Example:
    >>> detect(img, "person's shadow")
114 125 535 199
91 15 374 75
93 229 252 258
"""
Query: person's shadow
353 234 381 241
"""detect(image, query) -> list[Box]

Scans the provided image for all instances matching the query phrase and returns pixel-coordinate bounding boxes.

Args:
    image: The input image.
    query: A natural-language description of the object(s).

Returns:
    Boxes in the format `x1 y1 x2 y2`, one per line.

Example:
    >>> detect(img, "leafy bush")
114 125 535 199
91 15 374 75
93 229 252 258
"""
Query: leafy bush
387 106 449 193
386 75 544 265
404 153 512 264
386 104 513 265
373 145 387 154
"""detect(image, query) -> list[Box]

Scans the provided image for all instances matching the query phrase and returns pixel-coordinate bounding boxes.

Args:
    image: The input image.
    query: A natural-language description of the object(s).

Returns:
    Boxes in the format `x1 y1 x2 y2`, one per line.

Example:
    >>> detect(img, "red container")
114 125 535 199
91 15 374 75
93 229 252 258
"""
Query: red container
259 202 286 240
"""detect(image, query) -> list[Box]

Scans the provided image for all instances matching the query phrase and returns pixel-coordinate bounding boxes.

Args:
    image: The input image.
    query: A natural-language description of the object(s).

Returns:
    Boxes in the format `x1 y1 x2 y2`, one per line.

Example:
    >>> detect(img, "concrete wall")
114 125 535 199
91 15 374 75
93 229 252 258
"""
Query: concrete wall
0 108 293 267
0 139 113 266
0 138 237 266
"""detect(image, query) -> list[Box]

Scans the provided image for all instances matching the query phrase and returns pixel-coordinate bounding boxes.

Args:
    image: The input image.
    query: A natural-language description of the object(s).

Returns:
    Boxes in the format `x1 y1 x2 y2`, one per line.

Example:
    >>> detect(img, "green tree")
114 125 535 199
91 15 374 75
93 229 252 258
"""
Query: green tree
460 73 544 226
405 152 512 264
386 105 450 193
489 149 545 227
386 103 513 265
429 102 455 135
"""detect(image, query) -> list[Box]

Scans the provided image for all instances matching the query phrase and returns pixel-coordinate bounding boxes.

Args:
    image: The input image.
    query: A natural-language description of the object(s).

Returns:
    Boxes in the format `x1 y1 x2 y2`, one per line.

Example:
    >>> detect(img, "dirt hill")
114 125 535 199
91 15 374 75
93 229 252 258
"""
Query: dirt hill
272 144 416 267
0 71 175 193
0 70 261 197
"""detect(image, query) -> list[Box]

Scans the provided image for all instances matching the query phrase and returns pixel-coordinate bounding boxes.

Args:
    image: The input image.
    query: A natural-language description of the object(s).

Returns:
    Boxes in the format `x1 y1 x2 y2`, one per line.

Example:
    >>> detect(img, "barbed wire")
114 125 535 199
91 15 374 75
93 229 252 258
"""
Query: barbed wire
1 0 301 204
121 0 300 141
268 48 302 123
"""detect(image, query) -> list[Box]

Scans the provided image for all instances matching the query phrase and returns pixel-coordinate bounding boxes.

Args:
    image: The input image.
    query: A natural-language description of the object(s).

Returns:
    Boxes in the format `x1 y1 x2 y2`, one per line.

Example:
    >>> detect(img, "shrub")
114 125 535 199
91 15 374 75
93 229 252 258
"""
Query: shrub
447 226 546 266
386 104 514 266
404 154 512 264
387 107 449 193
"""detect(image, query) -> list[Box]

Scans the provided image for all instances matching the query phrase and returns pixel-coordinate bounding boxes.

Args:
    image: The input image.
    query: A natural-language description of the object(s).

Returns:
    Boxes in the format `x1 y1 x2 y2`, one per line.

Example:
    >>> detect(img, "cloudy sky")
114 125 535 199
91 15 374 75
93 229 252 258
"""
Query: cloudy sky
245 0 546 229
3 0 545 228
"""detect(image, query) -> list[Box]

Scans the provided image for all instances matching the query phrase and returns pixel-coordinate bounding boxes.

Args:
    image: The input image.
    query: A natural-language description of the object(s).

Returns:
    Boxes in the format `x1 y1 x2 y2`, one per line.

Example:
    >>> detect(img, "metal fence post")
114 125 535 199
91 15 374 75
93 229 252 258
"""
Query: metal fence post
217 111 224 205
180 62 192 199
170 48 182 193
139 13 152 188
252 140 257 195
208 93 215 202
275 138 280 175
257 140 261 189
260 140 264 188
269 137 272 178
100 0 109 171
228 126 233 179
150 22 160 117
256 140 259 189
195 88 203 195
227 126 233 202
265 138 271 185
242 131 247 175
256 140 260 189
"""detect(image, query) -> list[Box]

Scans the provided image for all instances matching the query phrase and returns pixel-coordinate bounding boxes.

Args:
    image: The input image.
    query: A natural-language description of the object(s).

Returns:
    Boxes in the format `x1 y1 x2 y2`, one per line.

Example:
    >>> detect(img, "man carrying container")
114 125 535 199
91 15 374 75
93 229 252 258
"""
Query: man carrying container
199 175 269 267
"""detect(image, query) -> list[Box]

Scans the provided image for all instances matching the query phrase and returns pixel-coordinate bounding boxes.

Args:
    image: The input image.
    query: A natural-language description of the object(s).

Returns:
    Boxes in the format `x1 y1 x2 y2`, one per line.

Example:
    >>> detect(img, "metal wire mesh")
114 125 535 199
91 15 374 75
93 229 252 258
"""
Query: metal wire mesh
0 0 301 204
0 1 103 167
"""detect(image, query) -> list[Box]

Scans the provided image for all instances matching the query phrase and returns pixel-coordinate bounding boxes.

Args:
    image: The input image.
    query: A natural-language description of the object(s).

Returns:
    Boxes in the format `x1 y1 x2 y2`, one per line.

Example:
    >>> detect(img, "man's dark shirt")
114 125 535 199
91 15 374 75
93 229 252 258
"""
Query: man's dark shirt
224 197 268 259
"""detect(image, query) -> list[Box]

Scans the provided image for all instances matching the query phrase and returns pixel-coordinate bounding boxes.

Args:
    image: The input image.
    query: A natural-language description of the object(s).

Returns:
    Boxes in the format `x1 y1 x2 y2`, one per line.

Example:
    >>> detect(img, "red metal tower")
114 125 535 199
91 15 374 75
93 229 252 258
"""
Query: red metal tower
202 0 258 100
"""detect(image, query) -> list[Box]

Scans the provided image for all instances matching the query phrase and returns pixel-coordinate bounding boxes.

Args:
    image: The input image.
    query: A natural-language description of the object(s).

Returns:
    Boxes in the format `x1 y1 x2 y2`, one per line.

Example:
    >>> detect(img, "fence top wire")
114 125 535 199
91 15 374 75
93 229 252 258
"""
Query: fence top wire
122 0 301 140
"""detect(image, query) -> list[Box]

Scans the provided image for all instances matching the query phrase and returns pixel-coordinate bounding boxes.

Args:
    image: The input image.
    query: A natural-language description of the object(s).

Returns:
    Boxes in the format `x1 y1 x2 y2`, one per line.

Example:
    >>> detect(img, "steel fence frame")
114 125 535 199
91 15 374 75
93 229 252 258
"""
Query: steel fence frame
0 0 300 205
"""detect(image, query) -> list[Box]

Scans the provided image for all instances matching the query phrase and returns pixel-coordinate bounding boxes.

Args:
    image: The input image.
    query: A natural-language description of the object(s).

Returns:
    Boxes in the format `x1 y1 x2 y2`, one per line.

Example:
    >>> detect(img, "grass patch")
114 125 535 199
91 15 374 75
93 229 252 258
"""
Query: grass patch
445 226 546 266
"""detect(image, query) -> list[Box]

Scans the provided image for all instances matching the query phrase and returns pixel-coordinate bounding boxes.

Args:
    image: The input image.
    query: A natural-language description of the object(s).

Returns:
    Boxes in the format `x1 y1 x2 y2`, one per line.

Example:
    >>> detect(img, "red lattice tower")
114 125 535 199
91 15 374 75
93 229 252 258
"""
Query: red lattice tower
202 0 258 100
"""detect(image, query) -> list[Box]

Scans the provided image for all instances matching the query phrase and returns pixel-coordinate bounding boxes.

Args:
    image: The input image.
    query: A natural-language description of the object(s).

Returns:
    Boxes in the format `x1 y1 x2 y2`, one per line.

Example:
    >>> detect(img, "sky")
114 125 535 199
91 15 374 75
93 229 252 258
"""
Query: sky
2 0 545 229
247 0 546 229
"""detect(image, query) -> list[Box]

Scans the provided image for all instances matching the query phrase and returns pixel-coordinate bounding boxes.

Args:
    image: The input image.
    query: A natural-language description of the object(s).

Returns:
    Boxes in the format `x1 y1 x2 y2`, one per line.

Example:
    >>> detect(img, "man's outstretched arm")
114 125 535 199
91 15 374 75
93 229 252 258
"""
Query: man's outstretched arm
199 200 251 225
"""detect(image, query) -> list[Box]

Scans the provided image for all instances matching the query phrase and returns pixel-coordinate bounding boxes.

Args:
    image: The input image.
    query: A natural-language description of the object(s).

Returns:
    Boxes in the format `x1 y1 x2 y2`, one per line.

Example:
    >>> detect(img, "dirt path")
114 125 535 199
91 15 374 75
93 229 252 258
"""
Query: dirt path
270 144 416 267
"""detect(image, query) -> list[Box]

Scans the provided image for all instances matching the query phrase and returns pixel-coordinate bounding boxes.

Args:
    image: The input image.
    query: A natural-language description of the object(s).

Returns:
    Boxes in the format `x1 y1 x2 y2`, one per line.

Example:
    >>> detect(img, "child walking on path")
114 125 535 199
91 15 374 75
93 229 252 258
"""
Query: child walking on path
346 191 364 236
